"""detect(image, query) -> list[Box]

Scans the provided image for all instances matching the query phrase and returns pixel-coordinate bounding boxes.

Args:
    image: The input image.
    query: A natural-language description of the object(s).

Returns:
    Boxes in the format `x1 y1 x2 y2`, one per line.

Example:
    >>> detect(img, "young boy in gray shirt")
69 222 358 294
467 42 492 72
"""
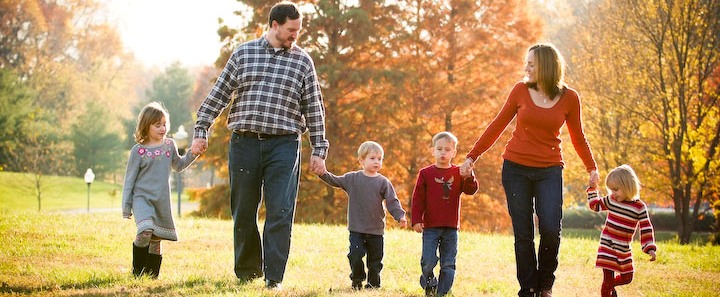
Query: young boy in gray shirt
313 141 407 290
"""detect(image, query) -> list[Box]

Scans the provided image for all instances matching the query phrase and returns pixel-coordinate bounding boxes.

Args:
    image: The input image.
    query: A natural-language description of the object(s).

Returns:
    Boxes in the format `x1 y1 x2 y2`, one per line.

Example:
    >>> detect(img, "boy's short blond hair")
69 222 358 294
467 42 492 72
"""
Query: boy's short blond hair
357 141 384 159
605 164 641 200
432 131 459 147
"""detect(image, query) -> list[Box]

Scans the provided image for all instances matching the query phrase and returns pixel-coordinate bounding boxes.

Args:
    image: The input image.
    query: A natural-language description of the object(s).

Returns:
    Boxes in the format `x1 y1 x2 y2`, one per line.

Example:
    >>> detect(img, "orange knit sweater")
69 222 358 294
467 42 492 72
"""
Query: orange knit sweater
467 82 597 172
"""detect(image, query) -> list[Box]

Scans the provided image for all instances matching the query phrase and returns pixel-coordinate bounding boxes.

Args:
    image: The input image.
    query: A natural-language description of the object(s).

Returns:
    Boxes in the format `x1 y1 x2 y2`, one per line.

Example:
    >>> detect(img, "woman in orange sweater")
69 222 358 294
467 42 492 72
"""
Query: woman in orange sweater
460 43 599 297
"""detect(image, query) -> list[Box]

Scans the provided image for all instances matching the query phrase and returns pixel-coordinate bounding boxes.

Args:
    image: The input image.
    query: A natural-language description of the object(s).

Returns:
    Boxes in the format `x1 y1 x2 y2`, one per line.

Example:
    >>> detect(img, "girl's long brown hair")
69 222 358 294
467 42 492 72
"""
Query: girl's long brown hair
133 102 169 144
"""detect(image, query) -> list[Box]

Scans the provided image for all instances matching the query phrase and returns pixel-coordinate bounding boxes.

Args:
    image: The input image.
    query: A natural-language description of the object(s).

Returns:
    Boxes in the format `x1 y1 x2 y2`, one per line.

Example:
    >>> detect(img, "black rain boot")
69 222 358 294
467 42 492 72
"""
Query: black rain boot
146 253 163 279
132 244 149 277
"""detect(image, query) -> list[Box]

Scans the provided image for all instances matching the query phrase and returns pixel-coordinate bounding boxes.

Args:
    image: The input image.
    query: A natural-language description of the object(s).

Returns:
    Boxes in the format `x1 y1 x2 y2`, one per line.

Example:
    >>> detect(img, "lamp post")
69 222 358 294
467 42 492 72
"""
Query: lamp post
84 168 95 212
174 125 188 218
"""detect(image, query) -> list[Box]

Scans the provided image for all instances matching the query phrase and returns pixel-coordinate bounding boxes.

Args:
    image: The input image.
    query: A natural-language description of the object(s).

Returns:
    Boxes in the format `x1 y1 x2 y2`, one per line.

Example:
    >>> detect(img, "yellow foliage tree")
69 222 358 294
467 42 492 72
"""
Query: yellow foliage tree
570 0 720 244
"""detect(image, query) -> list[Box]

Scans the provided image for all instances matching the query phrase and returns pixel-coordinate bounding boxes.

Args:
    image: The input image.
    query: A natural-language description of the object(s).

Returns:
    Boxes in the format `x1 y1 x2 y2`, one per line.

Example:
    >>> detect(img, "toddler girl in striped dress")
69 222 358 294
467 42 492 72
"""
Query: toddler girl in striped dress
587 164 657 297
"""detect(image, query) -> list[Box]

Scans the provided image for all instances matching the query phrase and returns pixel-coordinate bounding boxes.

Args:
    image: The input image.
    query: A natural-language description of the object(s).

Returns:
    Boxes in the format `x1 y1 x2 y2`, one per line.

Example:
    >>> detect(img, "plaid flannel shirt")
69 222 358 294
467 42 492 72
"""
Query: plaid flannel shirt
194 36 329 158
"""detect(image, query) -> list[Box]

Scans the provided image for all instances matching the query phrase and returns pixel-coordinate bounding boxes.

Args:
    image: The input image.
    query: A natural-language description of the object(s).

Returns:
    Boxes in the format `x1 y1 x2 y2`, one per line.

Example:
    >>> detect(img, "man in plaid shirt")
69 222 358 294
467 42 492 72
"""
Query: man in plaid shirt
190 1 329 290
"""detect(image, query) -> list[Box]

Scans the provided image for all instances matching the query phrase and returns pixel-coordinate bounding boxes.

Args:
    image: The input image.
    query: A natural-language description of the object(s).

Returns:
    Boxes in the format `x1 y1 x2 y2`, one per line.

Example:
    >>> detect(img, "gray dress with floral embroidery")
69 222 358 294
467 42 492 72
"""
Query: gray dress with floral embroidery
122 138 196 241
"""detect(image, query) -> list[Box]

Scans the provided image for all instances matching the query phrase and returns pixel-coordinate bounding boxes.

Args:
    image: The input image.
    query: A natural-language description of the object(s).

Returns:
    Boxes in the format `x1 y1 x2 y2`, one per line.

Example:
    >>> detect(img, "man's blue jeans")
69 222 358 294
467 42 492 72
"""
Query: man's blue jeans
501 160 563 296
348 231 384 287
228 132 300 283
420 227 458 295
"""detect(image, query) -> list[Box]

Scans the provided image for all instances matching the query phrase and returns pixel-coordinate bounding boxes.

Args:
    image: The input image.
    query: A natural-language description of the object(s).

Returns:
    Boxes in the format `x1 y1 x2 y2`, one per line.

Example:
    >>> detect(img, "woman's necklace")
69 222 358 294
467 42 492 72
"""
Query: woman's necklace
537 90 549 103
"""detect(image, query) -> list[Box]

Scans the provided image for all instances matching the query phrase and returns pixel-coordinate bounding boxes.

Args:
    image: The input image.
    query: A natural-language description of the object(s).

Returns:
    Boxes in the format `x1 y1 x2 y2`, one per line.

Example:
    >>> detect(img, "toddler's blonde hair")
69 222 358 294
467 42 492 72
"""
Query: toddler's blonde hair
605 164 641 200
357 141 384 160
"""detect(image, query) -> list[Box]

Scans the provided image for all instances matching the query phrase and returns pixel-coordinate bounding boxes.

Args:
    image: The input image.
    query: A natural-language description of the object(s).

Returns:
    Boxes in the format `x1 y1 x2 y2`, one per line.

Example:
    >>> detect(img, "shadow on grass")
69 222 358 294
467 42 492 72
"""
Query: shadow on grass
0 277 377 297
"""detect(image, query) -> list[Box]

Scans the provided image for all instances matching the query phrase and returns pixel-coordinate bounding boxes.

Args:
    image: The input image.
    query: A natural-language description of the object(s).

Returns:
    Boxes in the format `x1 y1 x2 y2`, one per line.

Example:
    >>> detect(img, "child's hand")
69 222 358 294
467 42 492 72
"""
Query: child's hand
460 159 473 178
123 213 132 219
589 170 600 188
191 138 208 155
648 250 656 261
399 217 408 228
312 165 326 176
412 223 423 233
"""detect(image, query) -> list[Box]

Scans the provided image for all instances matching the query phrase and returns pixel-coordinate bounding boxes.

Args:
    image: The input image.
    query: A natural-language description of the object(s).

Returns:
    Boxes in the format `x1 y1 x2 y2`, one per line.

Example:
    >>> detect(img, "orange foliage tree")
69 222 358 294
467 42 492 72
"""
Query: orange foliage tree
196 0 540 232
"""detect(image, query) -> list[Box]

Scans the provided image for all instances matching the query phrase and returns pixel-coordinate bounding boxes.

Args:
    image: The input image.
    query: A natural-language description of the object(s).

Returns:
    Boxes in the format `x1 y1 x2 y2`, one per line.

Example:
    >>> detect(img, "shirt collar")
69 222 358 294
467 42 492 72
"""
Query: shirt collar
260 35 294 54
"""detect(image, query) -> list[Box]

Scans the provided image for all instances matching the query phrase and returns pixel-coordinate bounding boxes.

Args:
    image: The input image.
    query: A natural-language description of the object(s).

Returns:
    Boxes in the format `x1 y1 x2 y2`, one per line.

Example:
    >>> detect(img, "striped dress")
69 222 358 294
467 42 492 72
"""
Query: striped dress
587 188 657 273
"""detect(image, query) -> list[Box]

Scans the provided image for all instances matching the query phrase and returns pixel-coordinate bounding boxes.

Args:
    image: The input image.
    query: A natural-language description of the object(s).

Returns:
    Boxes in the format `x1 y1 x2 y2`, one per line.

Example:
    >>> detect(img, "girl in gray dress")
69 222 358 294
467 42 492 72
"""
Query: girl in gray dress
122 102 197 278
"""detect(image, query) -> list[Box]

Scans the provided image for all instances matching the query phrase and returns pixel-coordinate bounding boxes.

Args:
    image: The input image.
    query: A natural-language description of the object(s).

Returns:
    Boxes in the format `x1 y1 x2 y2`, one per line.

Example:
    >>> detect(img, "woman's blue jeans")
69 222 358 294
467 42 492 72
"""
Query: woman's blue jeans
228 132 300 283
501 160 563 296
420 227 458 295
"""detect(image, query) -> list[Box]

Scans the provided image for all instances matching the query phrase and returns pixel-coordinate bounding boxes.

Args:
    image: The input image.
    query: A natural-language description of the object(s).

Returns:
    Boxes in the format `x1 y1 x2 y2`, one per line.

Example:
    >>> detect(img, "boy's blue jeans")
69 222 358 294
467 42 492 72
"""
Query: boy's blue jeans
348 231 384 287
420 227 458 295
228 132 301 283
501 160 563 296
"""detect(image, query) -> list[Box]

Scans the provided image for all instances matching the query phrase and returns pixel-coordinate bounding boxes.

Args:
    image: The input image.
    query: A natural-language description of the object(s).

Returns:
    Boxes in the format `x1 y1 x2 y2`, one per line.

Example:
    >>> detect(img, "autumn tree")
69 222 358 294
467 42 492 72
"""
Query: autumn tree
571 0 720 243
145 62 195 131
70 101 124 180
387 0 541 231
195 0 542 230
1 0 135 179
0 68 34 171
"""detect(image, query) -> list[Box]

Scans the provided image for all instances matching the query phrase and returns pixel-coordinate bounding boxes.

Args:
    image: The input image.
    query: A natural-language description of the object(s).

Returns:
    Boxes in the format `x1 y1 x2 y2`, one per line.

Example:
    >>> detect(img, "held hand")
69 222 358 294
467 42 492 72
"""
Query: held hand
399 217 408 228
413 223 423 233
310 155 326 175
649 250 656 261
311 166 326 176
460 158 474 178
191 138 208 155
589 170 600 189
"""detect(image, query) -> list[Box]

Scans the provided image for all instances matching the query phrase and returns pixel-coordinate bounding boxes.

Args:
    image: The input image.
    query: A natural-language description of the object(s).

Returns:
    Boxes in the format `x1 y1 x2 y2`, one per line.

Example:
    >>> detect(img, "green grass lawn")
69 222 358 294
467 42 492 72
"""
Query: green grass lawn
1 211 719 297
0 171 192 213
1 172 718 296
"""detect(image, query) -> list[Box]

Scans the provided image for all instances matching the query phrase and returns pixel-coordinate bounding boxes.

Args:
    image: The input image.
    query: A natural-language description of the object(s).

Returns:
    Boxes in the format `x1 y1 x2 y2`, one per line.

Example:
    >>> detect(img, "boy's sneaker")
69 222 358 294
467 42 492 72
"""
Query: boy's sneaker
352 281 363 291
365 283 380 289
425 284 437 297
421 275 438 297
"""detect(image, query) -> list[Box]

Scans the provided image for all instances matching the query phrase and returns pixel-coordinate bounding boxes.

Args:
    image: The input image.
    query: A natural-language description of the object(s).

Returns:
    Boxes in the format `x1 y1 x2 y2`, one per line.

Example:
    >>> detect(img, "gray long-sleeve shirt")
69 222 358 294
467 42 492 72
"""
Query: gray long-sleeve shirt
319 171 406 235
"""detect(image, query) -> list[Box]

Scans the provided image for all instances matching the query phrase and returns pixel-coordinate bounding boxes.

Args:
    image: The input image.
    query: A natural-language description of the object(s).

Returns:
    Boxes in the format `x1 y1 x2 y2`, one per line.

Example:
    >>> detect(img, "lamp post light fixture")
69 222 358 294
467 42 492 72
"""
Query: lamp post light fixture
174 125 189 218
84 168 95 212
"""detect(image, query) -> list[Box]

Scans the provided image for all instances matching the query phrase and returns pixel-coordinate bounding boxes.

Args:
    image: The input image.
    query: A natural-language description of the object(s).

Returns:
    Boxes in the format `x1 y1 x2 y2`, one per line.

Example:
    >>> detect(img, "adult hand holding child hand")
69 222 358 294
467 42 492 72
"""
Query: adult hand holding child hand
459 158 474 178
191 138 207 155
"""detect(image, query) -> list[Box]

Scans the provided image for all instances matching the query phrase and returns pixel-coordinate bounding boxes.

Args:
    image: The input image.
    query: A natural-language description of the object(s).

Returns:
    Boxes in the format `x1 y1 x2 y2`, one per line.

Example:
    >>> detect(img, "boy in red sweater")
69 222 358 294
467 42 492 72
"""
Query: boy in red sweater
412 132 478 297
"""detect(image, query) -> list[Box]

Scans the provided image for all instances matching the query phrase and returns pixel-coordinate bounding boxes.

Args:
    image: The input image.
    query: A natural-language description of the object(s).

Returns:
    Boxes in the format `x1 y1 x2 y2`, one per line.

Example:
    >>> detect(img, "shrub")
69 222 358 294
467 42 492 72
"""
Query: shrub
562 207 716 232
188 185 232 219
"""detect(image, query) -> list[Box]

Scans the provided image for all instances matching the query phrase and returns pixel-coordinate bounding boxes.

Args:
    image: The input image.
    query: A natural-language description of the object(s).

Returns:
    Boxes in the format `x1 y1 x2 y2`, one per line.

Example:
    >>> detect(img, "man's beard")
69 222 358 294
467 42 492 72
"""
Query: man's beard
282 38 295 49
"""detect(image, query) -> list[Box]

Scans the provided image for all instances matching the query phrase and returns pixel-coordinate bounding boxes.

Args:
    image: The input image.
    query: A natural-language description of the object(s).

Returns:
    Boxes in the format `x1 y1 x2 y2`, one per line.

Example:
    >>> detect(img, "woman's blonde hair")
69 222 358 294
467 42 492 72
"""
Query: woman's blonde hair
357 141 384 160
134 102 169 144
526 43 565 100
605 164 641 200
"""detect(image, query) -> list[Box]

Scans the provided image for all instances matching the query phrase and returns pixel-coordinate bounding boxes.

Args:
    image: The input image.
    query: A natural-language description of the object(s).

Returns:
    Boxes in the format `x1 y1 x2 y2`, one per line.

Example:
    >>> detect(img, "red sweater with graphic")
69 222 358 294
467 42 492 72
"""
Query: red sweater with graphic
467 82 597 172
411 165 478 229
